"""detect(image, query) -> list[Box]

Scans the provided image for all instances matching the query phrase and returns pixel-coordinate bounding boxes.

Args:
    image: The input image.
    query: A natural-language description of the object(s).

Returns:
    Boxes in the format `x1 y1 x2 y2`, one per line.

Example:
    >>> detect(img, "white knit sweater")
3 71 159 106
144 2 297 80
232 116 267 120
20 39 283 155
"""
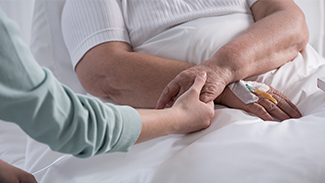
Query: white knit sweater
62 0 259 68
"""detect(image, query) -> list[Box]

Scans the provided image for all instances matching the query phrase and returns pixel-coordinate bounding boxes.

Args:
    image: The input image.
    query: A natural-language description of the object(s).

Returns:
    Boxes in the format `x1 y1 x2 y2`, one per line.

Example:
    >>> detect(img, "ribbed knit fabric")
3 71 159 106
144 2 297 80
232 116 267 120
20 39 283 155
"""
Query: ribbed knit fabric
62 0 259 68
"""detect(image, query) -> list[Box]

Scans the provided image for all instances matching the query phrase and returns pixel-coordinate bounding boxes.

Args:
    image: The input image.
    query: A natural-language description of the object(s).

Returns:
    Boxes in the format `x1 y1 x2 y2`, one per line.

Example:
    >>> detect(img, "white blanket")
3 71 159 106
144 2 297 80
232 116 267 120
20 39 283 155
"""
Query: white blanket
1 14 325 183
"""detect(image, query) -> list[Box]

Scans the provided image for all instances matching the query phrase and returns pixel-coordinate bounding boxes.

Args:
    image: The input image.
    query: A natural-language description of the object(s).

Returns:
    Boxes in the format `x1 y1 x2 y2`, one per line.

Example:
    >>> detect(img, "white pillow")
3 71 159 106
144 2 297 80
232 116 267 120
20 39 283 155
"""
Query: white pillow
30 0 85 94
135 14 254 65
294 0 324 56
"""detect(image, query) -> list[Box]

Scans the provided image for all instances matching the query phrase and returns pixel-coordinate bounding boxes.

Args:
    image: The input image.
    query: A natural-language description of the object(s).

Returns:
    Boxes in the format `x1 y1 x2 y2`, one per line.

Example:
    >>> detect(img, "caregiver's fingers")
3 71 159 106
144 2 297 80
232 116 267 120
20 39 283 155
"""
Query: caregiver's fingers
157 72 208 109
156 70 198 109
156 81 180 109
187 71 207 95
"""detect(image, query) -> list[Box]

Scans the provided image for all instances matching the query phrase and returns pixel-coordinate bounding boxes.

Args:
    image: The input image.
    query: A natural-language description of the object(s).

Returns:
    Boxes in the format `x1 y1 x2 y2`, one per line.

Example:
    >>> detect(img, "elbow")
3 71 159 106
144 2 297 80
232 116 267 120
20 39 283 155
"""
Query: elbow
78 72 124 103
75 62 123 102
74 42 135 104
294 6 309 52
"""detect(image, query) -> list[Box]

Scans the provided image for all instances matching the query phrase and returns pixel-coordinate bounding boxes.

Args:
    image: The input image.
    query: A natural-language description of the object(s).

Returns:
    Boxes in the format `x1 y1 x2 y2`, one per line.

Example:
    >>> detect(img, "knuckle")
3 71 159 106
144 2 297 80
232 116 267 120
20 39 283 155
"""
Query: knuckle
276 97 285 105
271 89 282 96
205 109 215 120
208 113 215 120
257 97 268 104
203 84 219 95
268 103 277 112
256 106 267 114
178 70 195 79
162 86 170 95
202 120 211 128
247 103 274 120
251 104 267 114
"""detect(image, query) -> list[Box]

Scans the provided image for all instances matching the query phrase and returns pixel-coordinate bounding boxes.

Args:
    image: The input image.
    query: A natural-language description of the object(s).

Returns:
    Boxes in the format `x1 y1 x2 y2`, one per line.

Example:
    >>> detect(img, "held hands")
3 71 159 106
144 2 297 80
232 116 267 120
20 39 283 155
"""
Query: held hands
170 71 215 134
136 72 214 144
0 159 37 183
156 63 230 109
216 85 302 121
156 62 301 121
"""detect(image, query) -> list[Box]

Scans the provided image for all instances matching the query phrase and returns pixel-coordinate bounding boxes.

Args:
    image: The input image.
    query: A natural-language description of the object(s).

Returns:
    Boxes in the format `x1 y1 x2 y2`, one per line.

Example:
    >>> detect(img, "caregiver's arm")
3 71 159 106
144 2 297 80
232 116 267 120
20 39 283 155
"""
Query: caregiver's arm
0 9 213 158
0 8 141 158
157 0 309 108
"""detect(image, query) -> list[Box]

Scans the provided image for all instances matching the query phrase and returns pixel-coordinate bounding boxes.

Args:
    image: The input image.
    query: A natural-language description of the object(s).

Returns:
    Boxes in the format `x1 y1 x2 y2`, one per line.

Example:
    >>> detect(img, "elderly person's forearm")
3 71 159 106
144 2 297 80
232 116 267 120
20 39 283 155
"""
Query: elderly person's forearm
156 0 309 108
76 41 195 108
204 0 309 84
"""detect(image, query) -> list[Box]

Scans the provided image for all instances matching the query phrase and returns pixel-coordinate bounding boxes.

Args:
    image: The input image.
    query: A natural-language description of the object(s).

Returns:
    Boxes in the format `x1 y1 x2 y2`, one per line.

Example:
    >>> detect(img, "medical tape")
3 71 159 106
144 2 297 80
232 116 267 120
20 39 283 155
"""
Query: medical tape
228 80 270 104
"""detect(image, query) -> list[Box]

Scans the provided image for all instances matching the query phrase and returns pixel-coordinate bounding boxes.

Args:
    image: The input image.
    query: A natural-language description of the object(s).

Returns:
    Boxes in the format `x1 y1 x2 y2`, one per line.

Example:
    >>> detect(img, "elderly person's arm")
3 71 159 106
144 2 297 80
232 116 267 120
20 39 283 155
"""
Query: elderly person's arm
61 0 195 108
75 42 194 108
157 0 308 108
62 0 305 120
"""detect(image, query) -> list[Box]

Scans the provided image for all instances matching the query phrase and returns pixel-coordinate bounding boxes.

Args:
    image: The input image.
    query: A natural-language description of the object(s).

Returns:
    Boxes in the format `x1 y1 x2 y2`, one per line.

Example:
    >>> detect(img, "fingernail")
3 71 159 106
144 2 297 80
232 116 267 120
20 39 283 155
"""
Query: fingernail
198 71 207 78
295 112 302 118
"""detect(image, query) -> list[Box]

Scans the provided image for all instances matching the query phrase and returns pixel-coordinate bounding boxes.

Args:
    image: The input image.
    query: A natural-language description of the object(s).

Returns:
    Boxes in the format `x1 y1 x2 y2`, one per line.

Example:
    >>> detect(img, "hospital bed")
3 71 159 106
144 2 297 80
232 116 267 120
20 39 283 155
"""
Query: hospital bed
1 0 325 182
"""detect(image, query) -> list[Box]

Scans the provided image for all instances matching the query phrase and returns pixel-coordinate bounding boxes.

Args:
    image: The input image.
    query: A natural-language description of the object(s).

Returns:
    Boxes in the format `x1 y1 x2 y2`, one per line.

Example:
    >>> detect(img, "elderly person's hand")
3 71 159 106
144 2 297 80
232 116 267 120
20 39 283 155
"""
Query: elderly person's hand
216 84 301 121
156 60 231 109
0 160 37 183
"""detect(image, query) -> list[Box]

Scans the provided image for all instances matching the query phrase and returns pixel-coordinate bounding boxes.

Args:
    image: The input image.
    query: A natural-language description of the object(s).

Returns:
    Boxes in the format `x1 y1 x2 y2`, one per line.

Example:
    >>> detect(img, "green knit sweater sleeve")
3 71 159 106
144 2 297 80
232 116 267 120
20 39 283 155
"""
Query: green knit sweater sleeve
0 8 142 158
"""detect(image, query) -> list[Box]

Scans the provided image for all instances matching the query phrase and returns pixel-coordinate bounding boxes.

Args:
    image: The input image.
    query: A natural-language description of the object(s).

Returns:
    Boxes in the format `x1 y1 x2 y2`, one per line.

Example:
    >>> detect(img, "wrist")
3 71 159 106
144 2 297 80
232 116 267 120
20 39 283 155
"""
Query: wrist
206 42 251 83
166 107 189 134
201 57 234 87
135 109 175 143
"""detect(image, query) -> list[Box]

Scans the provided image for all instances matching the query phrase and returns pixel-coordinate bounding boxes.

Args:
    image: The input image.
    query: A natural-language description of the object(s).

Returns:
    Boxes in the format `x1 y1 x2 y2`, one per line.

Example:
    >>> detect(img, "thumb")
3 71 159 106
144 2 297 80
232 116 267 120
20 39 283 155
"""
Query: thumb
189 71 207 94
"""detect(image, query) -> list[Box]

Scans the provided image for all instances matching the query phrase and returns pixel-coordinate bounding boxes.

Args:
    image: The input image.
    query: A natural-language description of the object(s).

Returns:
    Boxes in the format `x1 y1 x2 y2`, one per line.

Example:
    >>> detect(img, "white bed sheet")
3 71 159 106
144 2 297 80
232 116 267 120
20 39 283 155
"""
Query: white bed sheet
23 13 325 182
19 43 324 183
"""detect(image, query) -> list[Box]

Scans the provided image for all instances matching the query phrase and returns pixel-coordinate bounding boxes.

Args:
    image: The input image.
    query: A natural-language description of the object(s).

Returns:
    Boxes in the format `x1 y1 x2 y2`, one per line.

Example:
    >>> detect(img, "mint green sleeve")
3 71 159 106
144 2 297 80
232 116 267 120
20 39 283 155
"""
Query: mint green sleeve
0 8 142 158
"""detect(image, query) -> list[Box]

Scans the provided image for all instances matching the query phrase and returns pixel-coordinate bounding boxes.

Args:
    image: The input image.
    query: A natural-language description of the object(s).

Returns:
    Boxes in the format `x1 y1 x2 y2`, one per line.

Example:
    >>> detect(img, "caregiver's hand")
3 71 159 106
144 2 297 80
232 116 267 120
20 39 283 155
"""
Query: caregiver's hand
0 159 37 183
171 71 215 134
136 72 215 143
156 62 231 109
216 85 301 121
